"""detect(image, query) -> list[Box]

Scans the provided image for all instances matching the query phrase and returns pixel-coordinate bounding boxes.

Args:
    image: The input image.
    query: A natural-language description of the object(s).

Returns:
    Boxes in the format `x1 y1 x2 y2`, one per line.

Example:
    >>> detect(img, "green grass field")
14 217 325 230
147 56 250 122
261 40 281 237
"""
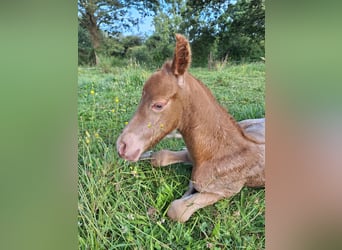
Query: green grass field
78 62 265 249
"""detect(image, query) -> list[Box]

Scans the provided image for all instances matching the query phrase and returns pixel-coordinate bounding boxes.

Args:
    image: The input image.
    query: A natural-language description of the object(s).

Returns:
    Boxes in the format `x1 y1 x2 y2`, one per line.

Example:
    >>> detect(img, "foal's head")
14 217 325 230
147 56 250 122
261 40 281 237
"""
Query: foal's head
116 34 191 161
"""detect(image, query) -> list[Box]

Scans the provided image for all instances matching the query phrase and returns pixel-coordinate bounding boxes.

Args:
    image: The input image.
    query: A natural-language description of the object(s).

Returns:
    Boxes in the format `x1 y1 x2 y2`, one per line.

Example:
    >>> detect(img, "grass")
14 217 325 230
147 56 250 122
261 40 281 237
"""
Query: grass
78 62 265 249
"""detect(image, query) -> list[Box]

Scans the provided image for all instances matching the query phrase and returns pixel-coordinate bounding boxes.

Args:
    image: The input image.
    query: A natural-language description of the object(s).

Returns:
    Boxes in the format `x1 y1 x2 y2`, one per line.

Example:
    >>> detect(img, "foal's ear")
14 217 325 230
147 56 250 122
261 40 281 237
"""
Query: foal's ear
171 34 191 78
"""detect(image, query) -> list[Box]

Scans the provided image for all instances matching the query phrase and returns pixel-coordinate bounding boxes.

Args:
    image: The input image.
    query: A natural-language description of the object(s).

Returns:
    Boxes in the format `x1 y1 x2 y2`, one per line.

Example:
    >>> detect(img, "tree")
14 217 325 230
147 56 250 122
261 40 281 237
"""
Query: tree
78 23 96 65
149 0 233 65
219 0 265 61
228 0 265 43
78 0 158 64
180 0 265 63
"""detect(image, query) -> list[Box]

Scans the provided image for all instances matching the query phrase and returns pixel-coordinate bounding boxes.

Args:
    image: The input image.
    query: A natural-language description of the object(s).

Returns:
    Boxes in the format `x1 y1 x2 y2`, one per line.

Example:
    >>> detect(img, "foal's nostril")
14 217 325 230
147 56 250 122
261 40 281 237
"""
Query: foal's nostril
118 142 127 157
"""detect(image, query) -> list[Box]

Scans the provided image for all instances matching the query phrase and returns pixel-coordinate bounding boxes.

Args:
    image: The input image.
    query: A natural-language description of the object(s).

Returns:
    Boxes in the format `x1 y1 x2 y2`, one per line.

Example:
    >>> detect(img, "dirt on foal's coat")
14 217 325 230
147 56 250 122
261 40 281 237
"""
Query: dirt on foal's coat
116 34 265 222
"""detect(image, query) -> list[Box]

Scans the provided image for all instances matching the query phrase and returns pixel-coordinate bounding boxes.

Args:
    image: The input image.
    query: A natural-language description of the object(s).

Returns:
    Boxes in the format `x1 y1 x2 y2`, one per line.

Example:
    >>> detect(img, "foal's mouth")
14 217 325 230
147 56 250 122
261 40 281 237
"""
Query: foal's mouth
119 148 141 162
124 149 141 162
117 142 142 162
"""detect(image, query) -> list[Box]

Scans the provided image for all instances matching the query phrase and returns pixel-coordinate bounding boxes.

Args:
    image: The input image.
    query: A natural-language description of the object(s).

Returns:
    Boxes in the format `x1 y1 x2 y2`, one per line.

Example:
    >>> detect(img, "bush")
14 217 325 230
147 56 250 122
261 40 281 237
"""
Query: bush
97 55 129 73
127 46 152 64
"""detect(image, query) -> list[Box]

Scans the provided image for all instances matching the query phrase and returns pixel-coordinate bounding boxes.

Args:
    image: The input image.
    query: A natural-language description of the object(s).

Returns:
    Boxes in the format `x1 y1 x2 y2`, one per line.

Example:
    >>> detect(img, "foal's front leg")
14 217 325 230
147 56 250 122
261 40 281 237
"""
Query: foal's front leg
167 180 246 222
141 149 192 167
167 192 223 222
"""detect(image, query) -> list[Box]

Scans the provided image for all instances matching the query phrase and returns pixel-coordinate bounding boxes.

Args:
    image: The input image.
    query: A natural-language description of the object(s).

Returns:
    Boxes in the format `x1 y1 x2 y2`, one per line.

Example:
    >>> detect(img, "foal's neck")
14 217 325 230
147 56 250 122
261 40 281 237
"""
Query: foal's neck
178 74 251 160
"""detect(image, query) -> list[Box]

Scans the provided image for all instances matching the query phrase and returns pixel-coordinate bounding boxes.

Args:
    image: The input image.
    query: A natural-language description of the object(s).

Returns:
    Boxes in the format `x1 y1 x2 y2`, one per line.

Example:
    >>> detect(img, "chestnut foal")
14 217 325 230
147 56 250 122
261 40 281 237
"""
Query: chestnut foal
116 34 265 222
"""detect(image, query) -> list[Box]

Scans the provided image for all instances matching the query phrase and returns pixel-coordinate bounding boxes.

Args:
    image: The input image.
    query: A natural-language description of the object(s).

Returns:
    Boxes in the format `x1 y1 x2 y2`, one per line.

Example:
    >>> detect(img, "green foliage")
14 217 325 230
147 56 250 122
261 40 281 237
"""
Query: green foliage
191 29 217 67
98 35 125 58
127 45 153 67
78 0 159 65
99 35 143 57
144 35 174 66
78 24 95 65
228 0 265 42
78 0 158 35
96 55 129 73
78 0 265 66
126 34 175 68
144 0 265 65
217 0 265 62
78 63 265 249
121 36 144 50
132 1 188 66
79 34 146 68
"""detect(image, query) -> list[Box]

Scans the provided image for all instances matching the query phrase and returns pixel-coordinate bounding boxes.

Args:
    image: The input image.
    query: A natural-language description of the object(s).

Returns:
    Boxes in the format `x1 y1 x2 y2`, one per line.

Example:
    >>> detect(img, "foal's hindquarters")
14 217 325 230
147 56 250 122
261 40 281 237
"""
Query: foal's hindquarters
146 118 265 222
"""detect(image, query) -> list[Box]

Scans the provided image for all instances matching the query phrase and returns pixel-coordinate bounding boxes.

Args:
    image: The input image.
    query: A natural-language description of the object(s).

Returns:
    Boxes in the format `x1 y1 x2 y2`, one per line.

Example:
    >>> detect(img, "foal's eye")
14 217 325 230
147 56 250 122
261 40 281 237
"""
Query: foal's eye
152 102 165 111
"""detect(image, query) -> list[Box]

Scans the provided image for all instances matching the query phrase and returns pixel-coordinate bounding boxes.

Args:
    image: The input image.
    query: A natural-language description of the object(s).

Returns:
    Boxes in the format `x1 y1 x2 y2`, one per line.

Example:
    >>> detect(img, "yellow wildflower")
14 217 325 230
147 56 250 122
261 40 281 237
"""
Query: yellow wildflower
115 97 119 103
90 90 95 95
124 121 128 125
85 138 90 144
94 132 99 138
111 109 115 113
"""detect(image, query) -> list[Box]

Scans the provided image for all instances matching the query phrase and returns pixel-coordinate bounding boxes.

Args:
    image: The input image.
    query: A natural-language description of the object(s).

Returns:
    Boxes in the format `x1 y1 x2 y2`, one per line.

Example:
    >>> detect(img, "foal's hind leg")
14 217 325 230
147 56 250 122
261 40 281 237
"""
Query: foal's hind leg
150 149 192 167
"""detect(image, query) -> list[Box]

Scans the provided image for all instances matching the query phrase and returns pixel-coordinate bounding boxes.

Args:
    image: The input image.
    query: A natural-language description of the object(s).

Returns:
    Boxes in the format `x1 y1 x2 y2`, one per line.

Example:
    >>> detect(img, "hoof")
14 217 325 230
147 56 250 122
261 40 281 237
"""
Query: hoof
167 199 193 222
151 157 162 167
150 150 168 167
